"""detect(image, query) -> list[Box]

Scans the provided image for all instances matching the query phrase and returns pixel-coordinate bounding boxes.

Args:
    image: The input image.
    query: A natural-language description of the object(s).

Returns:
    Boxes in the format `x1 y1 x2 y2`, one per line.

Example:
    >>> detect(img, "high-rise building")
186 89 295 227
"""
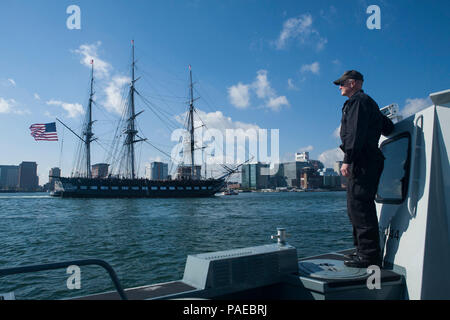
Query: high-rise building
0 165 19 190
300 167 323 189
295 152 310 162
268 163 286 188
92 163 109 178
308 160 324 171
146 162 169 180
18 162 38 191
318 168 338 176
283 161 310 188
241 163 270 189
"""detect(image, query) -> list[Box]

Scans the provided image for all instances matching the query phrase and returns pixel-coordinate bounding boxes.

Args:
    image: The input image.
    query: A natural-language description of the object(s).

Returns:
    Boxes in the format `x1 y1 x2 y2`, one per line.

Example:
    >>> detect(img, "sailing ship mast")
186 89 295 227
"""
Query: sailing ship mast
56 59 96 178
84 60 95 178
188 65 196 180
124 40 145 179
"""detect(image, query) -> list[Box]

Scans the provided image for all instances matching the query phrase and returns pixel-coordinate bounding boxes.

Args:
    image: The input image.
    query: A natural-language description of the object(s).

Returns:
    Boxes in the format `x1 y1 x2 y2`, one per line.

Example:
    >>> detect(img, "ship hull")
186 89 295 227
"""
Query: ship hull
51 177 225 198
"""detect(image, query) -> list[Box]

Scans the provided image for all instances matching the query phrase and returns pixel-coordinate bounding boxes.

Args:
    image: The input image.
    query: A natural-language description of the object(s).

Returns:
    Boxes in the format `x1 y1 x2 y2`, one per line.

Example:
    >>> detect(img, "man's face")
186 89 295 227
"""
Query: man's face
339 79 355 97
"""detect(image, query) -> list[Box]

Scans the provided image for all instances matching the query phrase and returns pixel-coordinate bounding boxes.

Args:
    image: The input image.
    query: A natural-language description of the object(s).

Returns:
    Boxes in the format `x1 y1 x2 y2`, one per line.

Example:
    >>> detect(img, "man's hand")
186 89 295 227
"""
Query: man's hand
341 163 350 177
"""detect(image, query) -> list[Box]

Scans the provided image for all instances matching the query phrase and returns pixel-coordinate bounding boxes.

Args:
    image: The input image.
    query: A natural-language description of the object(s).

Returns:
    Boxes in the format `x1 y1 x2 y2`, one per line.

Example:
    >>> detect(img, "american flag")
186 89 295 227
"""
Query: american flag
30 122 58 141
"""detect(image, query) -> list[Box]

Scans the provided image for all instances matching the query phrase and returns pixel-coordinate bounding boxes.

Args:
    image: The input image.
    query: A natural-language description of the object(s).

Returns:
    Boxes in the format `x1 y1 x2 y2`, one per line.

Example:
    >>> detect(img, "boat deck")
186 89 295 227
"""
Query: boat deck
71 249 403 300
71 281 197 300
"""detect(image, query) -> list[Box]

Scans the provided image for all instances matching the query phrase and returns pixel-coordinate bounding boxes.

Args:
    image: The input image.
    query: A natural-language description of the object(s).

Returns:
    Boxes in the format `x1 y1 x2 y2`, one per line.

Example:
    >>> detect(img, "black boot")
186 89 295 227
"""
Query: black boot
344 255 381 268
343 251 358 260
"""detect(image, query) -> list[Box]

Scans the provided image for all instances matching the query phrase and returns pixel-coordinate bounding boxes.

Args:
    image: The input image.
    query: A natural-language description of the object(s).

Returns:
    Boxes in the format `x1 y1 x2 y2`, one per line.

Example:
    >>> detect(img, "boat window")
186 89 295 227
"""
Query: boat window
186 186 192 190
177 187 184 190
111 186 119 190
101 186 108 190
169 186 176 190
376 133 411 204
122 186 129 190
142 186 148 190
201 186 207 190
151 186 158 190
160 186 167 190
132 186 139 190
194 186 200 190
90 186 98 190
80 186 87 190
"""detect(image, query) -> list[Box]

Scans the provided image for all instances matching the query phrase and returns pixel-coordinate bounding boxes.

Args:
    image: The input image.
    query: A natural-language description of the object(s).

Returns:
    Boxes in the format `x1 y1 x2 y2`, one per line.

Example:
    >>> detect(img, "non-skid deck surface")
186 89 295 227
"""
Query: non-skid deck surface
73 281 196 300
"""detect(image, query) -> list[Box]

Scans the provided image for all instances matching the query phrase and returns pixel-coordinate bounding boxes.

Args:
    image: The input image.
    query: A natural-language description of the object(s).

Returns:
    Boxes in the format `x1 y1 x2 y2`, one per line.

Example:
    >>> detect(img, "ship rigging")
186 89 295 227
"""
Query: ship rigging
52 41 239 198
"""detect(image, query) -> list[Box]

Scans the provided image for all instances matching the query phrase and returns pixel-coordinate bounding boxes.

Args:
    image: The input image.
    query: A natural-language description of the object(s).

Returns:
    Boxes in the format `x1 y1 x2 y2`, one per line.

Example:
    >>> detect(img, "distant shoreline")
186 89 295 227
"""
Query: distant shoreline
0 190 46 194
238 189 346 193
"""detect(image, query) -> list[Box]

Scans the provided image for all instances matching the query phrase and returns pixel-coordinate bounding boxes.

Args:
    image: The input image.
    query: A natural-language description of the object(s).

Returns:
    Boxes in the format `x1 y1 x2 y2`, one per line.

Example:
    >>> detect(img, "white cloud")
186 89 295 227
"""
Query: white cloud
252 70 275 99
318 148 344 168
228 70 289 111
8 78 16 87
287 78 298 91
103 76 131 114
299 145 314 152
228 82 250 109
332 59 341 66
0 97 16 113
276 14 312 49
34 93 41 100
333 125 341 139
176 109 260 133
73 41 112 79
401 97 431 118
267 96 289 111
275 13 327 51
301 62 320 75
315 38 328 51
0 97 28 115
174 109 263 169
46 99 84 118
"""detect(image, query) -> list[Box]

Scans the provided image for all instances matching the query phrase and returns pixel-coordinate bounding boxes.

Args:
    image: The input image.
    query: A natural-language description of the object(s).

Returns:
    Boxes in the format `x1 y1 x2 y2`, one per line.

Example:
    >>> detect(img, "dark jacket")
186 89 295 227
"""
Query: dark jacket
340 90 394 165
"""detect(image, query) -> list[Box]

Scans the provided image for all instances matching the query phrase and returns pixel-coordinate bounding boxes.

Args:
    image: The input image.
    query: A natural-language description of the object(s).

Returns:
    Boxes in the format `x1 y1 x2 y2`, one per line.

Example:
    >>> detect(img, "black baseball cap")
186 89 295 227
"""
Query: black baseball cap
333 70 364 85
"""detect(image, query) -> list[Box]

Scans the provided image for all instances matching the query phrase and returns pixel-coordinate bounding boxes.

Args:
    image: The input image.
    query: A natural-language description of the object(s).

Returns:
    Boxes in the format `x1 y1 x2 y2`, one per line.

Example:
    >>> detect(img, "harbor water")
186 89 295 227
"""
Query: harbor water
0 191 351 300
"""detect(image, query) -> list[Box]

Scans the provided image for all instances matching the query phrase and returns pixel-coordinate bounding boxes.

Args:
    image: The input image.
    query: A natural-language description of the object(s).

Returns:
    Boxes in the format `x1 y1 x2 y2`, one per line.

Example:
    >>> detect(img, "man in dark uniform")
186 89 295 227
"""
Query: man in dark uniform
334 70 394 268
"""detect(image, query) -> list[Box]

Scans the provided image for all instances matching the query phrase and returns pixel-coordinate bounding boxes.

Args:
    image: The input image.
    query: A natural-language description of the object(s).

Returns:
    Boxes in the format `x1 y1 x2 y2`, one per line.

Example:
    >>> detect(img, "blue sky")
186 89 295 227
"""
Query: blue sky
0 0 449 184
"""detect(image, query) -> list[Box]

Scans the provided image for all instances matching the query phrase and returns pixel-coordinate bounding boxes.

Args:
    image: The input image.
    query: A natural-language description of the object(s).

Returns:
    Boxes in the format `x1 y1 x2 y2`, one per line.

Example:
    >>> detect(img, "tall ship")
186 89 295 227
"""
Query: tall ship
51 42 233 198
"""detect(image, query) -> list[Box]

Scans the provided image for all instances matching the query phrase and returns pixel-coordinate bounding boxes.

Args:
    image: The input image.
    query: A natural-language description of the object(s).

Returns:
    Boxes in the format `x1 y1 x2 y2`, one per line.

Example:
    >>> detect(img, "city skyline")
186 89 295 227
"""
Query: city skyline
0 1 449 184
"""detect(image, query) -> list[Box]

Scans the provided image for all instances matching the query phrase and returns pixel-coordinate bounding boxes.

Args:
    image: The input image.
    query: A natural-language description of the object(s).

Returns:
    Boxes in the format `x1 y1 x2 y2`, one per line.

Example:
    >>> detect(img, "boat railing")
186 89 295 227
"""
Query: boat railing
0 259 128 300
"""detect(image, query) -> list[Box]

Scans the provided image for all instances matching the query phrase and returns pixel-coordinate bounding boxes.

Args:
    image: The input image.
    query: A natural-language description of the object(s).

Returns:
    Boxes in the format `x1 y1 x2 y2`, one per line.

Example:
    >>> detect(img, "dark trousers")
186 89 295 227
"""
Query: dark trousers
347 158 384 261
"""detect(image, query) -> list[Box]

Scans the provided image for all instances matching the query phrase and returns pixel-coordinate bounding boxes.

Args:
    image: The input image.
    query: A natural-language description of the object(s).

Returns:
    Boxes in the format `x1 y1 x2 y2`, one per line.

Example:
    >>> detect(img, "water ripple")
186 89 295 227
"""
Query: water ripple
0 191 350 299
